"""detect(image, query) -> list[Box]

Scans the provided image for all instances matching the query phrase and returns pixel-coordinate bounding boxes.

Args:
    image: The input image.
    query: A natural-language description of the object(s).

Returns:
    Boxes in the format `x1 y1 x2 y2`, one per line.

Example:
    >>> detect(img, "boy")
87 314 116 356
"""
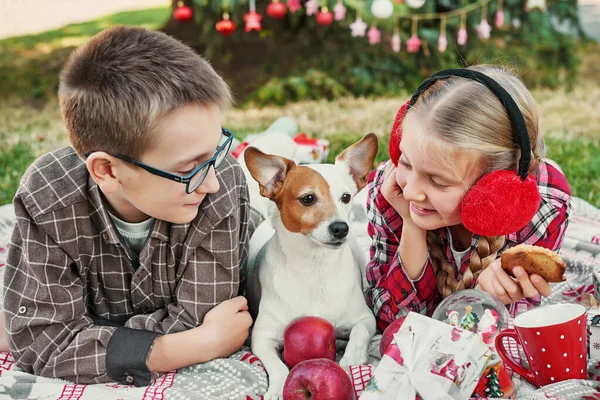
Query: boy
3 26 259 386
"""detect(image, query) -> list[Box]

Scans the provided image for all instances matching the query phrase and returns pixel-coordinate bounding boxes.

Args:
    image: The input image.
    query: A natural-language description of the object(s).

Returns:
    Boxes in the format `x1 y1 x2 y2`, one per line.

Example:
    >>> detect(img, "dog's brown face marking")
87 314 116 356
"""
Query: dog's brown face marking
274 166 336 235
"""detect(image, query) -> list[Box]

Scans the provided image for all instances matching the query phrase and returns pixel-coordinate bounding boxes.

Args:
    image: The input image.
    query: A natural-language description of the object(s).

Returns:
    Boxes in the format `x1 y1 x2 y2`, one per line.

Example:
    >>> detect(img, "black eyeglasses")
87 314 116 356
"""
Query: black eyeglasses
86 127 234 194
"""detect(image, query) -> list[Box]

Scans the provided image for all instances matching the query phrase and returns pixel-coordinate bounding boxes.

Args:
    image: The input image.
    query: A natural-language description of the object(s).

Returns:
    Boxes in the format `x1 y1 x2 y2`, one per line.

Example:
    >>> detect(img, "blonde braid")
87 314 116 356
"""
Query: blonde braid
428 231 458 298
430 232 506 298
468 235 506 282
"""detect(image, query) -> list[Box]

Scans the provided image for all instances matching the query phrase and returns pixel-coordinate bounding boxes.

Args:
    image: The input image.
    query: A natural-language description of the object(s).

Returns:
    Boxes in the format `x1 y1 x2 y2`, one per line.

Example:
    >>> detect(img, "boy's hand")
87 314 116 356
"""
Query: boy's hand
202 296 253 359
477 259 552 304
381 163 411 222
147 297 253 372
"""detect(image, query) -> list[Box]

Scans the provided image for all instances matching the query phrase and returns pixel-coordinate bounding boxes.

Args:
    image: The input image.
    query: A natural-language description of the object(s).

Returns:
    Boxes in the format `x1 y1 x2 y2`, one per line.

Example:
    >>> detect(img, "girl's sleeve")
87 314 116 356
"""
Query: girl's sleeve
364 162 439 331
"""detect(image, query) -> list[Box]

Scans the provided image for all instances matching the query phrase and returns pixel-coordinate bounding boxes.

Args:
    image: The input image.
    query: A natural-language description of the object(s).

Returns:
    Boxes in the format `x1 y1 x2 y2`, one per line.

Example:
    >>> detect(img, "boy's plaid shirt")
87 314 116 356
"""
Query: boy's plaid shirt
4 147 261 386
365 160 572 332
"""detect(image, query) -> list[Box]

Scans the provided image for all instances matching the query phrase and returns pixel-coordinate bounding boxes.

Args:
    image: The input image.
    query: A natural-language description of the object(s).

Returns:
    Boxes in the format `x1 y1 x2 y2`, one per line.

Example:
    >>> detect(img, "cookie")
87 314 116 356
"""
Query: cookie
500 244 566 283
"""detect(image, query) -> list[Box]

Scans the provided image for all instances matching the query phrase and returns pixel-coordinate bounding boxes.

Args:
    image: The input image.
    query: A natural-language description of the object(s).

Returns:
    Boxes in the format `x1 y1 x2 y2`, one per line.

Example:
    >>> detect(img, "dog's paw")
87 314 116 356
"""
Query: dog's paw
263 389 283 400
263 369 288 400
263 382 285 400
339 345 369 367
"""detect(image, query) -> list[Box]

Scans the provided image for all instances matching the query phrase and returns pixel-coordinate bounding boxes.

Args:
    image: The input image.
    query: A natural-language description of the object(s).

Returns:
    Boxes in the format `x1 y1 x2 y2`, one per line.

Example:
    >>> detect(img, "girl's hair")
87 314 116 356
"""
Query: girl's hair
405 65 545 296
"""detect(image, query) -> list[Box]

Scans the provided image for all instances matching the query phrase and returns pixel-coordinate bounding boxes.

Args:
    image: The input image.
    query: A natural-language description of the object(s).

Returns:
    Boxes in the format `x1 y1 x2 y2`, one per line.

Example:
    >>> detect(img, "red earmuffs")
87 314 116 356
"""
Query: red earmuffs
388 69 541 237
389 101 409 168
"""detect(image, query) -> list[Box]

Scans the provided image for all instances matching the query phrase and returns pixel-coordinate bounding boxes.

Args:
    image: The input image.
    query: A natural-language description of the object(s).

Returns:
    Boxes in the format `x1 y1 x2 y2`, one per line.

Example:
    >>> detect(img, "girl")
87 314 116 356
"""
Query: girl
365 65 572 331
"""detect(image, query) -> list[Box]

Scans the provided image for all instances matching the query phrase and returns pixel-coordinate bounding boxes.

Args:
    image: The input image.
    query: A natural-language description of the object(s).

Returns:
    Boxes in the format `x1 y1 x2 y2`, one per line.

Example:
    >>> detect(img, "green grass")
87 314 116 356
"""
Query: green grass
0 143 37 205
545 136 600 206
0 6 170 103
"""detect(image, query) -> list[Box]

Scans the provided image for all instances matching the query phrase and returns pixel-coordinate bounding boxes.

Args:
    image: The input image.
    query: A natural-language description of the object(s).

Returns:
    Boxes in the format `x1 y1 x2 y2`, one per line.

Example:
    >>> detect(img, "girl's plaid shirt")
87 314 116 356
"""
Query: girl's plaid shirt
364 160 572 332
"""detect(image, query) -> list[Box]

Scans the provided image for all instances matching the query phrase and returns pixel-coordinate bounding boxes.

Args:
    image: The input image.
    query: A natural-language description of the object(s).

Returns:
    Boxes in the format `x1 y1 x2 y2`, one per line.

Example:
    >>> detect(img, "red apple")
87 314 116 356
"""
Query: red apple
283 358 355 400
283 316 336 368
379 316 406 356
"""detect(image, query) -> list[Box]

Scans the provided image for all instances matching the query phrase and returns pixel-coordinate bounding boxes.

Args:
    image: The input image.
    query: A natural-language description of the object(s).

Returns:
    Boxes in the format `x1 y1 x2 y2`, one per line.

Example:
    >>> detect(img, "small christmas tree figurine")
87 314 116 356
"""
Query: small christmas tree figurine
483 367 504 397
460 305 479 332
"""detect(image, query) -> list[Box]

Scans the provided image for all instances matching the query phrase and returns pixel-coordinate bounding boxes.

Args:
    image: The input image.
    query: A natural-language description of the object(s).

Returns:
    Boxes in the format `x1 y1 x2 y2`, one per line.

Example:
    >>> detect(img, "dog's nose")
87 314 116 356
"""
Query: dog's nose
328 221 349 239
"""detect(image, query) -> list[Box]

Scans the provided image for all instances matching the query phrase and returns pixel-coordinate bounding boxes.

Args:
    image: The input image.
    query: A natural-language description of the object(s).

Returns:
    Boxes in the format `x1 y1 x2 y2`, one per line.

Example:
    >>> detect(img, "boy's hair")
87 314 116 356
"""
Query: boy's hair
59 25 232 159
403 65 544 297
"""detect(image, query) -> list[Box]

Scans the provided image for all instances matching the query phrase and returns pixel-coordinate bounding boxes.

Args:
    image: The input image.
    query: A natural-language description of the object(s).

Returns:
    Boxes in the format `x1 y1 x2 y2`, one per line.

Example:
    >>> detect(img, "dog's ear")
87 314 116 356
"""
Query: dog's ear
336 133 378 191
244 147 296 199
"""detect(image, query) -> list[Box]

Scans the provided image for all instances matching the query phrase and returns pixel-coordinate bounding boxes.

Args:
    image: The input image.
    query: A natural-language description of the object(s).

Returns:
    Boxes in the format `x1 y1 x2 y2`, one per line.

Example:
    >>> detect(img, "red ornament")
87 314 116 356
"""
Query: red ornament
316 8 334 25
216 13 236 36
267 0 287 19
244 10 263 32
173 1 193 22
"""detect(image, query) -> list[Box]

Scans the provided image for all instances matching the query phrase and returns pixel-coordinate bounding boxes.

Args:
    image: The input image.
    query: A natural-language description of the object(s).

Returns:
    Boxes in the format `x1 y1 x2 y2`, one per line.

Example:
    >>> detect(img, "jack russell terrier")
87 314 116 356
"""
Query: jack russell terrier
242 133 378 400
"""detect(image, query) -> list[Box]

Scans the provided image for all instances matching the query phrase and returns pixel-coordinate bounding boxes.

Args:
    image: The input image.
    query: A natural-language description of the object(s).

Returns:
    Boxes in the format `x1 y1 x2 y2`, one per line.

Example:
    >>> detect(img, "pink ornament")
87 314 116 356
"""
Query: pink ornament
287 0 302 12
349 17 368 37
334 1 346 20
476 20 491 39
495 10 504 27
305 0 319 16
368 26 381 44
457 26 467 45
244 10 262 32
406 34 421 53
391 31 401 52
438 34 447 52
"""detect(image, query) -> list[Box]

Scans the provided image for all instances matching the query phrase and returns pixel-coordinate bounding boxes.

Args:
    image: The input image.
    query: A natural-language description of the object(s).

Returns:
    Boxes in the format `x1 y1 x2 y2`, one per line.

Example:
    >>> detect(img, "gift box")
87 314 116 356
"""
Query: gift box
594 267 600 301
360 312 491 400
292 133 329 164
580 292 600 359
588 308 600 359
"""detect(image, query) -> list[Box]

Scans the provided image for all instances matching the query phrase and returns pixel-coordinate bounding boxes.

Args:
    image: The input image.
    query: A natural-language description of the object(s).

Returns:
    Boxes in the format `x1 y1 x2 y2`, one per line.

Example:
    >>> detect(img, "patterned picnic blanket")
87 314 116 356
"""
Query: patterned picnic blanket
0 196 599 399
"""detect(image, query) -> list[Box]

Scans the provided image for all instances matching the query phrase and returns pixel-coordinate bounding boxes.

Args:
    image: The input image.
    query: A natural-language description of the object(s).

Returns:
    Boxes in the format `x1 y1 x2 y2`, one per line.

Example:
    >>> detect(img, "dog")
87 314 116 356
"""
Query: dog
242 133 378 399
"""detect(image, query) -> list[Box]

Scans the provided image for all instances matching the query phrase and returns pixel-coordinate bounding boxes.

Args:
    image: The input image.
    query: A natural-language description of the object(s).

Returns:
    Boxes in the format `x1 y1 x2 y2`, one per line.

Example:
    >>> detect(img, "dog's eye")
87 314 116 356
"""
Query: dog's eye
341 193 351 204
299 194 316 206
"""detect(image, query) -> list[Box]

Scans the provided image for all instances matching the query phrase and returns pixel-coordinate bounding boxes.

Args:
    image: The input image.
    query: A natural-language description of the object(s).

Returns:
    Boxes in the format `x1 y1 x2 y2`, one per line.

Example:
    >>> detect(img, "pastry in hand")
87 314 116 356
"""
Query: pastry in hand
500 244 566 283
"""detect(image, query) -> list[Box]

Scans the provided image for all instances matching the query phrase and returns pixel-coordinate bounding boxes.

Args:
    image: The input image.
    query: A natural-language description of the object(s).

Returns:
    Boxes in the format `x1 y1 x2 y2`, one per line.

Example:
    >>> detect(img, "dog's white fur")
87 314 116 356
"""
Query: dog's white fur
242 134 378 400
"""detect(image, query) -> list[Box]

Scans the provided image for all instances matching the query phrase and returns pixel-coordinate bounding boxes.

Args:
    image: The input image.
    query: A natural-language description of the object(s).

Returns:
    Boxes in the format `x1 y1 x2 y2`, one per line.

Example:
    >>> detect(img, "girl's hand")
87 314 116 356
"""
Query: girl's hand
477 259 552 304
381 162 411 222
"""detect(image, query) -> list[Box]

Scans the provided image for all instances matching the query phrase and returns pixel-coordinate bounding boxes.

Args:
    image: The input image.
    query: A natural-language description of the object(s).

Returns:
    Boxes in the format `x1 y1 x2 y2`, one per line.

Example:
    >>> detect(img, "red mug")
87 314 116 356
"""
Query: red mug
495 303 587 387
